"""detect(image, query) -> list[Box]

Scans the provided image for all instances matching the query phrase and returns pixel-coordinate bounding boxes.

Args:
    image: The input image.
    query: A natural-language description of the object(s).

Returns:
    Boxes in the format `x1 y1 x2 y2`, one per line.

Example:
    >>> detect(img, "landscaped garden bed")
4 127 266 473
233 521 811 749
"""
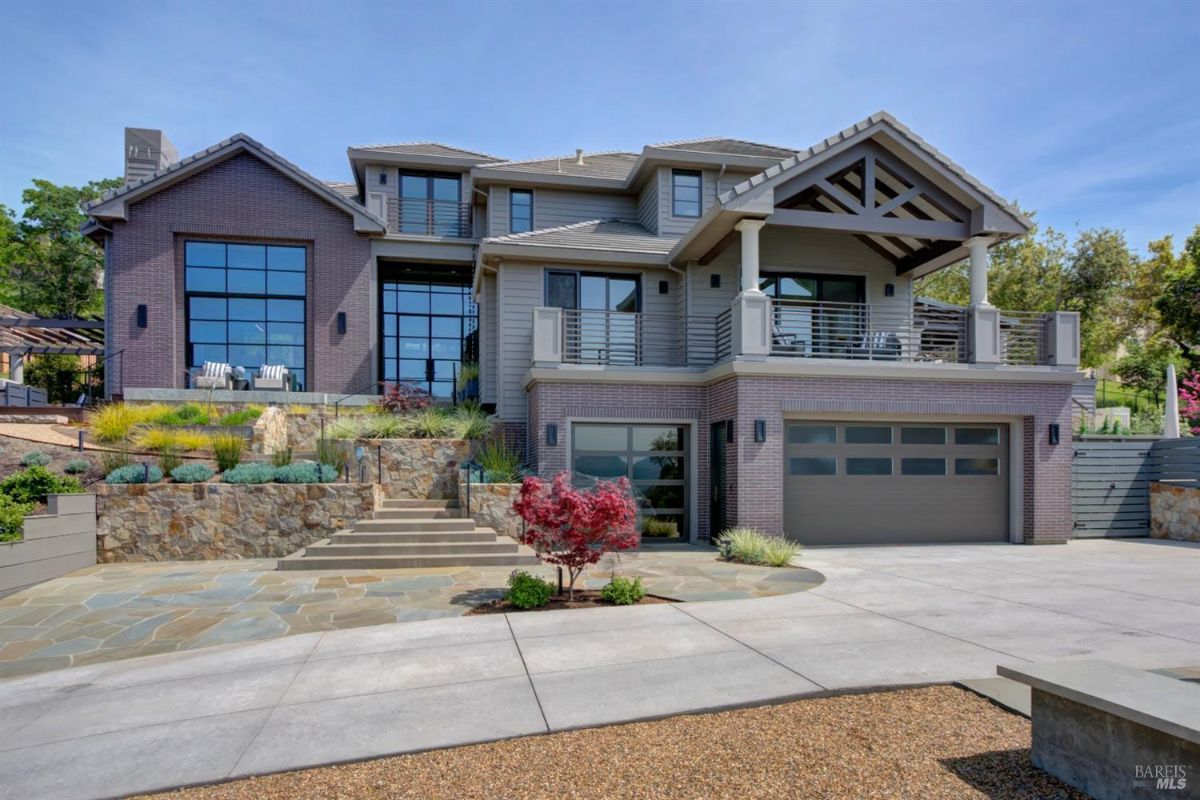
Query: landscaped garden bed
467 589 674 614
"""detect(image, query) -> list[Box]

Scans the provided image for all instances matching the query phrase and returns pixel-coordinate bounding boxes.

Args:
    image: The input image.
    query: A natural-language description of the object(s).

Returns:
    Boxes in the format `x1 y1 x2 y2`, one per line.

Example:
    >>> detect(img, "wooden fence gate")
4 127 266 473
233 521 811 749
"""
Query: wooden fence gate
1072 436 1200 537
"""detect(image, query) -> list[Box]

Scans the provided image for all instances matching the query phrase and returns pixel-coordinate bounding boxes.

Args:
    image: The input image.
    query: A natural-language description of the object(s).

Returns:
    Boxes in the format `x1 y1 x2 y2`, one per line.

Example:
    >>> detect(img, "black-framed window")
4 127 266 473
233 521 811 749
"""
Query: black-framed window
510 189 533 233
185 241 306 389
671 169 702 217
544 270 640 312
399 171 462 236
758 272 865 303
380 264 477 400
546 270 641 364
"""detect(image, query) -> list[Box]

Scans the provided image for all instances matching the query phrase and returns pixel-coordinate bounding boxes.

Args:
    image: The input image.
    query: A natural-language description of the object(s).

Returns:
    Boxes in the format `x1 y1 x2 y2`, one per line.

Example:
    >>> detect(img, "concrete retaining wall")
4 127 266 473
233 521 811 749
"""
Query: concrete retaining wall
96 482 378 562
0 494 96 598
1150 482 1200 542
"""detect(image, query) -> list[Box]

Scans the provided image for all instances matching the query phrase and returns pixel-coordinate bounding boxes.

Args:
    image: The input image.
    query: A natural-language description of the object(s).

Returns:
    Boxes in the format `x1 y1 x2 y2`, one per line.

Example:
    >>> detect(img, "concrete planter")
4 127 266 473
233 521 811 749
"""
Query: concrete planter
459 481 522 539
96 482 378 562
1150 482 1200 542
0 494 96 598
345 438 470 500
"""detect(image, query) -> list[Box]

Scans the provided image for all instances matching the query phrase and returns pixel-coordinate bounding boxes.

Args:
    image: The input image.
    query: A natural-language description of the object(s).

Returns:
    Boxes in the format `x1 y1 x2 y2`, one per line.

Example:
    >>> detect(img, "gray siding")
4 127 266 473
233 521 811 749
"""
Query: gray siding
488 186 639 237
481 271 498 403
657 167 756 237
637 180 658 234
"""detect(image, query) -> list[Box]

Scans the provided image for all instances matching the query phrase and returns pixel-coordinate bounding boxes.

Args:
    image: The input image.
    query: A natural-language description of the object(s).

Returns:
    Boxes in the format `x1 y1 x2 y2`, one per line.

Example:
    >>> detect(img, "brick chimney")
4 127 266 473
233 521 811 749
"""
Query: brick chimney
123 128 178 186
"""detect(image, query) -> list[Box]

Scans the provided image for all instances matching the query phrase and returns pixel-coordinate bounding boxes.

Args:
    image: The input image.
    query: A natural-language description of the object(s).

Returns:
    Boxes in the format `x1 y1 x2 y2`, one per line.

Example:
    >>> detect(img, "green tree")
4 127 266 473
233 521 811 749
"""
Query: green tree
1110 338 1186 405
1155 226 1200 367
1063 228 1138 368
1 177 121 318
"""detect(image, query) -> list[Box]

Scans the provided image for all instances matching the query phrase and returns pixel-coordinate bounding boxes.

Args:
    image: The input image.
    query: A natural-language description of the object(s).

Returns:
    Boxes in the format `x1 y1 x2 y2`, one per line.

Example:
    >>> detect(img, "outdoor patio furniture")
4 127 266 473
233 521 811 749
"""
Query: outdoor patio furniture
852 331 901 360
253 364 291 391
193 361 233 390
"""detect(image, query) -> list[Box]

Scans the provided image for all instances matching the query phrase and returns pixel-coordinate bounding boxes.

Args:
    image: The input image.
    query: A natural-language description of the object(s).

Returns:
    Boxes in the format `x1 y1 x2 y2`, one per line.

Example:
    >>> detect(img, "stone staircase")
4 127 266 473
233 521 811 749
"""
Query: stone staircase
278 498 538 571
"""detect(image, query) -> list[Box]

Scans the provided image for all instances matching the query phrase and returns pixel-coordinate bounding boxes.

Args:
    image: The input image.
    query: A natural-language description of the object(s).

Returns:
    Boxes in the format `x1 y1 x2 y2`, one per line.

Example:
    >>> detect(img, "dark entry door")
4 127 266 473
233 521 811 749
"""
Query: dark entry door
380 264 477 399
710 421 728 539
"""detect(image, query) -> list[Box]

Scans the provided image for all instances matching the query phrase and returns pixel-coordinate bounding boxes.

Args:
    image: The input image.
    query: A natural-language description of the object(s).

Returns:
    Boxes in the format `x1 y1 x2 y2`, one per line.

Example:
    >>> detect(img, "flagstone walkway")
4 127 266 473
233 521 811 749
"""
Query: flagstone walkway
0 551 822 679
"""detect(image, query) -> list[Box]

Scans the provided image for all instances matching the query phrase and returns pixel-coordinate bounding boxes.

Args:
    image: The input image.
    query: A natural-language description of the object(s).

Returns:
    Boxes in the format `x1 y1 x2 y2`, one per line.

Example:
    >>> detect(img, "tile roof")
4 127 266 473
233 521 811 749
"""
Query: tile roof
483 219 676 254
652 137 798 159
718 112 1032 228
350 142 501 160
325 181 358 200
478 152 639 181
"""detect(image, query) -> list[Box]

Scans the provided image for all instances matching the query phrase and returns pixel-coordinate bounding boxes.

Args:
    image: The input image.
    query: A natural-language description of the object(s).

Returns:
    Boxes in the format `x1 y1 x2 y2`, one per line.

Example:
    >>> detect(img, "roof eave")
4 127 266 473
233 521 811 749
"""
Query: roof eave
470 168 629 191
479 241 668 267
626 148 793 189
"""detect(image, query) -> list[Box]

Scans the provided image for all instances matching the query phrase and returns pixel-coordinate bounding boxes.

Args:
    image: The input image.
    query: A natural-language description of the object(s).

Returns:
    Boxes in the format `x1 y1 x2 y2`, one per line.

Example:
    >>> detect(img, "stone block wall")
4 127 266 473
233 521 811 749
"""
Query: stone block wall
459 481 522 539
96 482 378 562
348 439 470 500
252 406 288 454
1150 482 1200 542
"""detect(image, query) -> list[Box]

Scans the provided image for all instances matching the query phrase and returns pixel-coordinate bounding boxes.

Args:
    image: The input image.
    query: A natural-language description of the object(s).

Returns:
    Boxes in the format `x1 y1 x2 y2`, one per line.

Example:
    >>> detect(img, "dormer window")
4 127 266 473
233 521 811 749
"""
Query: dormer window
671 169 701 218
510 189 533 233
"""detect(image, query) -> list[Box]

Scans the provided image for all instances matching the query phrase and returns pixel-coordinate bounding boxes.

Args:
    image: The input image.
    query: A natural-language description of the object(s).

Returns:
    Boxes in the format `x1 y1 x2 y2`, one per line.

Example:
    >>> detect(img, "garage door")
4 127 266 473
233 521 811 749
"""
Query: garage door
783 421 1009 545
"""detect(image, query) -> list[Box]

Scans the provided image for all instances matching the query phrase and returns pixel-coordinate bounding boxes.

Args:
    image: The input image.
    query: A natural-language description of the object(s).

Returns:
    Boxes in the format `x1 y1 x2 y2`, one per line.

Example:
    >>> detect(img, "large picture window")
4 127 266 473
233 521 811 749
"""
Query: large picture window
185 241 306 388
572 423 687 538
380 264 477 399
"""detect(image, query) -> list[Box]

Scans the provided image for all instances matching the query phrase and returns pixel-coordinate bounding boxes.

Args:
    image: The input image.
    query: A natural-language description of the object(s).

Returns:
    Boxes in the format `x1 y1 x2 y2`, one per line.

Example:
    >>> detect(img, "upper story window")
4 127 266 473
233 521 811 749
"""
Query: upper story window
510 189 533 233
545 270 640 313
399 172 465 236
671 169 702 218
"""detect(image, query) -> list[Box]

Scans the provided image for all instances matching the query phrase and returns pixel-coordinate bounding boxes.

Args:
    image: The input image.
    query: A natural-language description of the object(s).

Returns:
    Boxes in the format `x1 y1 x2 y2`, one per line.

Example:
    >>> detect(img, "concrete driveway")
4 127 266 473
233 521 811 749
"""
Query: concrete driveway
2 538 1198 800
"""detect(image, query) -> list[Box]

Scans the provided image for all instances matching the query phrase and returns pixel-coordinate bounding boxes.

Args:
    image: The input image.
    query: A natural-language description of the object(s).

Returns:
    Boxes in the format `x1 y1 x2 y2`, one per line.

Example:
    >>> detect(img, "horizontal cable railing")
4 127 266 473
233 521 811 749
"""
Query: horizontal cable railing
771 299 969 363
561 309 717 367
997 310 1048 366
393 198 472 237
714 308 732 362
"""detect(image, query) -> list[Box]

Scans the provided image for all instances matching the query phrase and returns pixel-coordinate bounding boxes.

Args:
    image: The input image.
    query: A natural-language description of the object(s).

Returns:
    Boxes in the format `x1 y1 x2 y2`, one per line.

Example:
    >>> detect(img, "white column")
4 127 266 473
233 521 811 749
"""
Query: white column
968 236 993 307
9 353 23 383
735 219 767 295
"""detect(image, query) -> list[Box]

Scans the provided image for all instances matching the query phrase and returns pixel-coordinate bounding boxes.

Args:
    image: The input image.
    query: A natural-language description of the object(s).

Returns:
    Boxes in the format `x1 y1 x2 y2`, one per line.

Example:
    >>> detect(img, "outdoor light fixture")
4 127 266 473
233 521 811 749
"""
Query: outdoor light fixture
546 424 558 446
659 280 669 294
884 283 895 297
710 274 721 288
336 311 347 335
754 419 767 443
1048 423 1060 445
136 304 147 328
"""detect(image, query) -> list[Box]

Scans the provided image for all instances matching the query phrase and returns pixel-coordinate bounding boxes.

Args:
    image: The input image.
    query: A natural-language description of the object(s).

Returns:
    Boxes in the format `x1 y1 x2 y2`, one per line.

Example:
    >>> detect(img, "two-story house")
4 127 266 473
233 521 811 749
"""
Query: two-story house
84 114 1081 546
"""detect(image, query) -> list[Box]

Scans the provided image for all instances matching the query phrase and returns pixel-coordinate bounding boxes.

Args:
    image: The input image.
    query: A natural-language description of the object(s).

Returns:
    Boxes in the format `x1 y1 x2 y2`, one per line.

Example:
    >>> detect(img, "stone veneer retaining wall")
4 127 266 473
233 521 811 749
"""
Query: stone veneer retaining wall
252 406 288 454
459 481 522 539
1150 482 1200 542
96 482 378 562
347 439 470 500
528 375 1074 543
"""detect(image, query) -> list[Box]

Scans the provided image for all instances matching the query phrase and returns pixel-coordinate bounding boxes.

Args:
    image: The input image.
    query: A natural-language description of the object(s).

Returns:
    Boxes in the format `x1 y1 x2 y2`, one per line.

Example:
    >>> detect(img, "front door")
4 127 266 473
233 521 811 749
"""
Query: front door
709 421 727 539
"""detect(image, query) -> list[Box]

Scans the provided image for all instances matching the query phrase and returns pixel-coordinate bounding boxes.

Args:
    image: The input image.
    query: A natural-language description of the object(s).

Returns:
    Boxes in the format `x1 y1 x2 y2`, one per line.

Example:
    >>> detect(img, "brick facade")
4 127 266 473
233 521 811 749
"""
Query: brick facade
105 153 373 394
528 374 1074 544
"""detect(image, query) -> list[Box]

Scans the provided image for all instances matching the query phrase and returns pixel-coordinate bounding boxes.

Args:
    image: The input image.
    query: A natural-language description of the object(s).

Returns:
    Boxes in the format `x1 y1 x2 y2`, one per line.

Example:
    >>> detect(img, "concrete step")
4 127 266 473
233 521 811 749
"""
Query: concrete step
278 548 539 571
329 529 498 544
301 541 520 557
354 518 477 533
373 508 461 520
380 498 459 509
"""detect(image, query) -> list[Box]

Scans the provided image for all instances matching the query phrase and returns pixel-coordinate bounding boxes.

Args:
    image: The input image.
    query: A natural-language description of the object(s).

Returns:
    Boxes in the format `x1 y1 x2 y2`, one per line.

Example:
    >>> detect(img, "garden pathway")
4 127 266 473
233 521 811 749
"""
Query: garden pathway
0 551 822 679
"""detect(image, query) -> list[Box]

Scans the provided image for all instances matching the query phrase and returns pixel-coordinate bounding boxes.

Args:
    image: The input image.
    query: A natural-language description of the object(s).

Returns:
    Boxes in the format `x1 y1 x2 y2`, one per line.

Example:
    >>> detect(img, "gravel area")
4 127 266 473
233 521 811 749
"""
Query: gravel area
137 686 1083 800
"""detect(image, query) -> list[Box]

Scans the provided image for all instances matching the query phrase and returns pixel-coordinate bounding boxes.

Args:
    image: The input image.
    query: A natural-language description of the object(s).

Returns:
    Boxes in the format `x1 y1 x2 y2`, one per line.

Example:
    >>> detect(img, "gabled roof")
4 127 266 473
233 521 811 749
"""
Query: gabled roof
477 152 639 182
483 219 673 254
652 137 798 159
719 112 1032 229
349 141 502 160
86 133 386 234
325 181 358 200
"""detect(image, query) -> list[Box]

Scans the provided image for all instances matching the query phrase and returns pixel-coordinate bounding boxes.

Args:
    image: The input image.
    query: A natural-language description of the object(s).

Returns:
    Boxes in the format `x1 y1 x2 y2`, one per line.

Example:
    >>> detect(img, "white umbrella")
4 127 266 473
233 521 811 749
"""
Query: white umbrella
1164 363 1181 438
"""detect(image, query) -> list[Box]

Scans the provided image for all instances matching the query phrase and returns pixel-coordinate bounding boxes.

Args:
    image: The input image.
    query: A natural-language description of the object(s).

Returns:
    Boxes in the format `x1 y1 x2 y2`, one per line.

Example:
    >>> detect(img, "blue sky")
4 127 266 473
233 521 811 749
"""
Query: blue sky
2 0 1196 251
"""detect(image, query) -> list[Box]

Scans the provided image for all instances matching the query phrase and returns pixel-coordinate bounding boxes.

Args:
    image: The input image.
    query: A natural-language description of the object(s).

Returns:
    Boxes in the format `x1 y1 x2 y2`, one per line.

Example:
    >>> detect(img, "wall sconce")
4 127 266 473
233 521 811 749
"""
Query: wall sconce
710 274 721 289
336 312 347 335
658 280 669 294
546 424 558 446
884 283 895 297
1048 423 1060 445
754 419 767 443
136 304 147 329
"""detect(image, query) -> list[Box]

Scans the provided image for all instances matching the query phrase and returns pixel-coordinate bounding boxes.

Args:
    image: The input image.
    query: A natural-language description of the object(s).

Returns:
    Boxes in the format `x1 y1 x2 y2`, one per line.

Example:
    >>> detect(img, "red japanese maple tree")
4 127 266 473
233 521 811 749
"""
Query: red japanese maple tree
1180 370 1200 435
511 472 639 600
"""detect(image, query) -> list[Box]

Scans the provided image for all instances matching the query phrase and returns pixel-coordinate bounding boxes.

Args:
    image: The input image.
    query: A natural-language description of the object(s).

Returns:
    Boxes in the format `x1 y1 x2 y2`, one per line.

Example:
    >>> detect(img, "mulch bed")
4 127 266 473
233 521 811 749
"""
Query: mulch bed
466 589 675 614
135 685 1086 800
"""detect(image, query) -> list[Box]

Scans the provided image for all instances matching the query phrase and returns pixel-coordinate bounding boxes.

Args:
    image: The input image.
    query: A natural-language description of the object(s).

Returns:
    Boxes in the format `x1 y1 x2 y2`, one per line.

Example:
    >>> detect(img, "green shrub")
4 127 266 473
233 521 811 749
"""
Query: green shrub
473 439 525 483
1 466 83 502
211 433 244 472
269 447 294 468
0 494 35 542
642 517 680 538
170 463 214 483
449 404 492 440
157 447 184 475
505 570 555 610
456 362 480 389
273 462 337 483
717 528 801 567
63 458 91 475
600 576 645 605
219 407 262 426
104 463 163 484
155 403 212 426
221 463 277 484
100 449 133 474
86 402 169 443
316 436 350 474
20 451 50 467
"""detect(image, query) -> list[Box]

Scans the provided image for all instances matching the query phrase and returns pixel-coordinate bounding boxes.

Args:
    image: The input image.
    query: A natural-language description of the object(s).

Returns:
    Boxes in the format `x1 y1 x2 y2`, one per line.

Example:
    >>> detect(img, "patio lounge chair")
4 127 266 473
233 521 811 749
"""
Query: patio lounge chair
193 361 233 390
253 364 291 392
853 331 902 360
